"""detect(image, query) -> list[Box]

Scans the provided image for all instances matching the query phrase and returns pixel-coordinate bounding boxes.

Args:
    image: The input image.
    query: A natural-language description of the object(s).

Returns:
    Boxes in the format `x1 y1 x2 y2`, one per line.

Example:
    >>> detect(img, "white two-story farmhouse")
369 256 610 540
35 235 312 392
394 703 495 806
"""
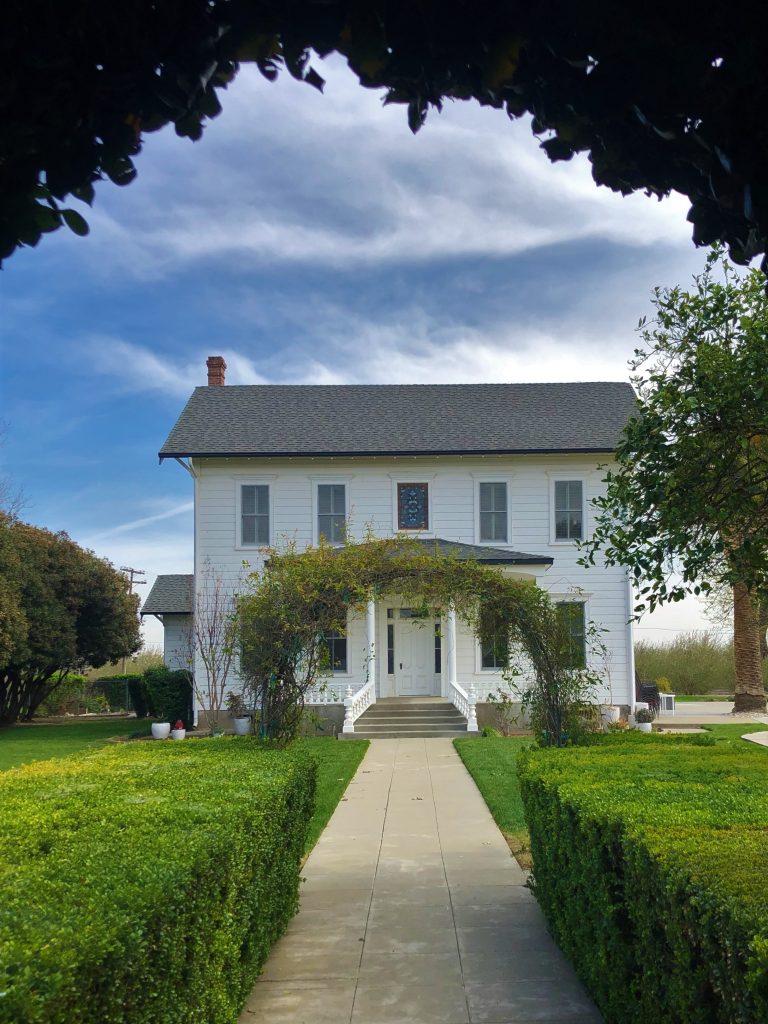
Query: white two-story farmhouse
142 357 637 735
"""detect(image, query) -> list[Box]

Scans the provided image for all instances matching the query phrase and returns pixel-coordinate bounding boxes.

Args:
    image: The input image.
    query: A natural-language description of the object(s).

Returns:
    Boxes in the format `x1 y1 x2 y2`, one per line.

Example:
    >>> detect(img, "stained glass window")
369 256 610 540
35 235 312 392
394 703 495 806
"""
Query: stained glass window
397 482 429 530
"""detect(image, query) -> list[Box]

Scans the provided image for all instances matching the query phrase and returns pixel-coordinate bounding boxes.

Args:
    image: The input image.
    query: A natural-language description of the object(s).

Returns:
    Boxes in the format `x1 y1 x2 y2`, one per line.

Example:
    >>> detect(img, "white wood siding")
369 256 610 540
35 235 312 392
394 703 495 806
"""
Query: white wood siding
163 614 190 671
188 454 633 707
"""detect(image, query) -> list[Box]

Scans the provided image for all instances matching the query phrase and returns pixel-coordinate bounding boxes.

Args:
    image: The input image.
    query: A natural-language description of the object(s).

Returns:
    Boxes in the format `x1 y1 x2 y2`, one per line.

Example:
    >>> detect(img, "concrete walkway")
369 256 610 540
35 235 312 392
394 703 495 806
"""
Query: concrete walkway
239 738 601 1024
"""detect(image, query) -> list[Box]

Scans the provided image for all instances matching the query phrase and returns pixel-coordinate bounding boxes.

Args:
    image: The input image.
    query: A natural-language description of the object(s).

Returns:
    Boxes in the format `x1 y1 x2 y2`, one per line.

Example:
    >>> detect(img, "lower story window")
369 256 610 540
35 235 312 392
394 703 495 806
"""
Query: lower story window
434 624 442 674
323 631 347 673
556 601 586 669
481 632 508 670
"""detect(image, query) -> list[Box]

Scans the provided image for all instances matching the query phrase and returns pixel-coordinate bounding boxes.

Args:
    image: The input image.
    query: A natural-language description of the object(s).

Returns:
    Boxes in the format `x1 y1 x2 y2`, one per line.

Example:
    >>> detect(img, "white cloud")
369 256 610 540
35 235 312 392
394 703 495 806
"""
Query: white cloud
87 500 194 540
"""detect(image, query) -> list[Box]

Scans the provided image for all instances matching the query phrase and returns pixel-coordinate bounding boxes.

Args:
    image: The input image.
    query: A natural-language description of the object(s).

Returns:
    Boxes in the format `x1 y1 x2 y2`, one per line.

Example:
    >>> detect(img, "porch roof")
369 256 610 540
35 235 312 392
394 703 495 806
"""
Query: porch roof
141 574 193 616
412 538 553 566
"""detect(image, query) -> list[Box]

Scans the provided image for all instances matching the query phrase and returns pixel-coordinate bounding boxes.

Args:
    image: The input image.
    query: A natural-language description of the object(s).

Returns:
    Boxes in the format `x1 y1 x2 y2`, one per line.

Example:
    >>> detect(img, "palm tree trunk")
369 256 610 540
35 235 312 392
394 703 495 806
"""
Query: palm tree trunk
733 583 767 713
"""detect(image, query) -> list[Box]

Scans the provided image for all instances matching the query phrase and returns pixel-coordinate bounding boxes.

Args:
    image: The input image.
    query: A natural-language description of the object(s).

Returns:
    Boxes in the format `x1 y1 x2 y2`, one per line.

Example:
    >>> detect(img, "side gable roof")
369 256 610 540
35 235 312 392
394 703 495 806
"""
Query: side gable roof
141 574 193 616
159 382 636 459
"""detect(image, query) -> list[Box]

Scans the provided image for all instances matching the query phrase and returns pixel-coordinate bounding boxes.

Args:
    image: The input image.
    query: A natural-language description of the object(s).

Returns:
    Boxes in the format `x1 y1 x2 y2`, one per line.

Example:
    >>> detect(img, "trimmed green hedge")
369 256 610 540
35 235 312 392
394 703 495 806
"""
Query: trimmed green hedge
141 666 193 726
0 739 316 1024
519 737 768 1024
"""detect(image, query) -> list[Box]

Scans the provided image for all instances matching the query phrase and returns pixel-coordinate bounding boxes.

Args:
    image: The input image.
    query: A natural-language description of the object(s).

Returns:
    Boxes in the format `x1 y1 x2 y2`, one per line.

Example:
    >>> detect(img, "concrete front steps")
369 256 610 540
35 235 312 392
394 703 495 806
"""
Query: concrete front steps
347 697 470 738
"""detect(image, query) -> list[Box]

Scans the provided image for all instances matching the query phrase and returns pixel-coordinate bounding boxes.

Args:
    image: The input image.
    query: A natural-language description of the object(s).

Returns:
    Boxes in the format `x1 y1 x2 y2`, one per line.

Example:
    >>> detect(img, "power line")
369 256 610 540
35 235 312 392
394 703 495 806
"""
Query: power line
120 567 146 674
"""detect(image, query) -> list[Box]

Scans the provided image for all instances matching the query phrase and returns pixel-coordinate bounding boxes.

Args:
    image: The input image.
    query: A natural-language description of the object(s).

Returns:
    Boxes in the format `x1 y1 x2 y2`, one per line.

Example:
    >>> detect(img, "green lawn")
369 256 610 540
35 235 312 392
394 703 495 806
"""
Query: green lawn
456 726 768 868
0 718 150 771
676 694 733 702
296 738 368 853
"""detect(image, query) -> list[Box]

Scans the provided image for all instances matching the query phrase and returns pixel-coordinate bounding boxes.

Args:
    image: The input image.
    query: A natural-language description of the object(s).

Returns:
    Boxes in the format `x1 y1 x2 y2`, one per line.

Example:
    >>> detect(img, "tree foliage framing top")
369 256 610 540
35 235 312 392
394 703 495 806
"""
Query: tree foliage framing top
2 2 768 268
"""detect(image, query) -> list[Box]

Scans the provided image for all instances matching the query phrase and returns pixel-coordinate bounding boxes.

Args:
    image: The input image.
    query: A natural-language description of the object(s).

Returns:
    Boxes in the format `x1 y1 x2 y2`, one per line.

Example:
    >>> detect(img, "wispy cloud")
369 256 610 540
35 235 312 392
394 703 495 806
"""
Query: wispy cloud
85 500 194 541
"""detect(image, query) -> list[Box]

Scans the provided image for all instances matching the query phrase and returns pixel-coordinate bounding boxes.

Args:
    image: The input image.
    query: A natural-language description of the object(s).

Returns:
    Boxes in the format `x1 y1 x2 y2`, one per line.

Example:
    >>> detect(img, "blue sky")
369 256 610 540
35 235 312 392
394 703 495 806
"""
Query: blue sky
1 58 717 648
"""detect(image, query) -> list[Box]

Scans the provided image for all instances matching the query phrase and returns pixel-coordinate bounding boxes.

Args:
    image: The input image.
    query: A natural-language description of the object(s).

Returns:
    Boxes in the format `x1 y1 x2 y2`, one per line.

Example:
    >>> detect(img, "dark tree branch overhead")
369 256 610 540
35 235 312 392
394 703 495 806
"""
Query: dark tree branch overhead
2 1 768 268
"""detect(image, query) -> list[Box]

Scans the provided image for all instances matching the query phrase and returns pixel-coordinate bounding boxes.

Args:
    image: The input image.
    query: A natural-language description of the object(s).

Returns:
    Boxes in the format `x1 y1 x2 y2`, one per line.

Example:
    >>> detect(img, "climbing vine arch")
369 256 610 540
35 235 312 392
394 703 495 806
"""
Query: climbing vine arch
237 536 598 744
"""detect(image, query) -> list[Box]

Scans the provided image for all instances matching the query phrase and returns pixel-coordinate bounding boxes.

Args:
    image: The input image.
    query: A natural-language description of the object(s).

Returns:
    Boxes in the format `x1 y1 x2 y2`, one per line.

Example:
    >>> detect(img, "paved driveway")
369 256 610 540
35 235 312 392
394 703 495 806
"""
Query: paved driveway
239 738 600 1024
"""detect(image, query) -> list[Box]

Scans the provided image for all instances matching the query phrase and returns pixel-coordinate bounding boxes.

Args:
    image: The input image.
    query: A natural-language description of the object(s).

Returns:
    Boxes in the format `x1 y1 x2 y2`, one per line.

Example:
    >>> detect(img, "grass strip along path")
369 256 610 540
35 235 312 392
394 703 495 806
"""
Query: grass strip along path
455 725 768 870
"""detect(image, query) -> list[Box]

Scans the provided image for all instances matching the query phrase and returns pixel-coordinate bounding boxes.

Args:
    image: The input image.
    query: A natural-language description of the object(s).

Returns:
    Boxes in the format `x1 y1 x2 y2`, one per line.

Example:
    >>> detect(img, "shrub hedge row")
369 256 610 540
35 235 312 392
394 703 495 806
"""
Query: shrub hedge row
0 739 316 1024
519 737 768 1024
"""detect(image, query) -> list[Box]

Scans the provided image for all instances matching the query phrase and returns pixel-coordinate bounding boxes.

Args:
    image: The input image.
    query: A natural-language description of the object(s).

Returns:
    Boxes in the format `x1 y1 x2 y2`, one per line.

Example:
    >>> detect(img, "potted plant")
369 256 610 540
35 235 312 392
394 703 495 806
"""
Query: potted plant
226 691 251 736
601 705 621 726
170 719 186 741
151 721 171 740
635 707 654 733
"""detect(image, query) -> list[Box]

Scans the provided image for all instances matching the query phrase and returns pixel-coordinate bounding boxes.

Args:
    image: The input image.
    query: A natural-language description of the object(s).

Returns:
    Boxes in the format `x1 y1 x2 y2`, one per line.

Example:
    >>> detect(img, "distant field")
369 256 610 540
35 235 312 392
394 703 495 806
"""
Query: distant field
0 718 149 771
675 694 733 702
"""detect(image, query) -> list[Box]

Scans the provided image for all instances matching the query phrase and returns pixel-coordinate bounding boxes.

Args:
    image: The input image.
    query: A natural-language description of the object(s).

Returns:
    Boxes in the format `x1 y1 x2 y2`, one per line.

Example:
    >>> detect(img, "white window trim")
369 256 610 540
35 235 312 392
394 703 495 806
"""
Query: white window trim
547 473 588 545
323 614 353 678
472 475 514 546
311 479 350 547
389 474 436 536
233 476 277 550
474 632 509 674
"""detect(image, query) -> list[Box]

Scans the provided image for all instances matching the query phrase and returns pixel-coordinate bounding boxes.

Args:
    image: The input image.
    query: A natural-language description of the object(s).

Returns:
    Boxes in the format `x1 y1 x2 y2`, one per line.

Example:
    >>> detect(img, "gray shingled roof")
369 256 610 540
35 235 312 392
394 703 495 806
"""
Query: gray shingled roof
141 574 193 615
159 382 636 458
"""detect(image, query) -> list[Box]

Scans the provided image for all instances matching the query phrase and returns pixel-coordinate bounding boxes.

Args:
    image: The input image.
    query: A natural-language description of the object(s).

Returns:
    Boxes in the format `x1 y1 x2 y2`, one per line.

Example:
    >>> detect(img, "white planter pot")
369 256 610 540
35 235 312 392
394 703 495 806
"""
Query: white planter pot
636 722 653 733
151 722 171 740
601 705 621 725
233 717 251 736
170 728 186 741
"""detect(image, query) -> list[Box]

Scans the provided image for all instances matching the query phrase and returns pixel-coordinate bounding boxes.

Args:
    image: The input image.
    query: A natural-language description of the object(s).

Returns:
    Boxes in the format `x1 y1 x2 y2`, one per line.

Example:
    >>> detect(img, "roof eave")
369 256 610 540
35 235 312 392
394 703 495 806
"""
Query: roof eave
159 446 617 461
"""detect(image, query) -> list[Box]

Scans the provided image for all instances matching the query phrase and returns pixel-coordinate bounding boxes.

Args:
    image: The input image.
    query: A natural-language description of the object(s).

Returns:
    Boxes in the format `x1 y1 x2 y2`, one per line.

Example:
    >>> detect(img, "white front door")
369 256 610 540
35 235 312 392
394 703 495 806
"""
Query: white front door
394 611 440 696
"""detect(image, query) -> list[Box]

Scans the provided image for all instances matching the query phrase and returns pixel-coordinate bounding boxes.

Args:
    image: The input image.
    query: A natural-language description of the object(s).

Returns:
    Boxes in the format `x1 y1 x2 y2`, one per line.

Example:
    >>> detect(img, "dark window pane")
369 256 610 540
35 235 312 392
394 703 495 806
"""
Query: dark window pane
481 632 508 670
323 631 347 673
242 485 269 545
434 624 442 674
554 481 583 540
387 624 395 675
398 483 428 530
318 485 346 542
556 602 586 669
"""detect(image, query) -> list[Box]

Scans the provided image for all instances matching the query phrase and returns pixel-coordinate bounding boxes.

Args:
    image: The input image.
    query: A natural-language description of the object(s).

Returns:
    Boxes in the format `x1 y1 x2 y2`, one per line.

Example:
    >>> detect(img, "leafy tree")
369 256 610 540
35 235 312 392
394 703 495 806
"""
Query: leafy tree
2 3 768 268
582 248 768 712
0 516 141 724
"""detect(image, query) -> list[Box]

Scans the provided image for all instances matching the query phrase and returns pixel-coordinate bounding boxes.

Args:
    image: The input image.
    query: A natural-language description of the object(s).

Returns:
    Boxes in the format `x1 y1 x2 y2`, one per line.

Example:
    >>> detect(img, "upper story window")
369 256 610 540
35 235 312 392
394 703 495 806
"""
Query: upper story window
556 601 586 669
397 482 429 530
479 482 508 543
240 484 270 545
317 484 346 544
554 480 584 541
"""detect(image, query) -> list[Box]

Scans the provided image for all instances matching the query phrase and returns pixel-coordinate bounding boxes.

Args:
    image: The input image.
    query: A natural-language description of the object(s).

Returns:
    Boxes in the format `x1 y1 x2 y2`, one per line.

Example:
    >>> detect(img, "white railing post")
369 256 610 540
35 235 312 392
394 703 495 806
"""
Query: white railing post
467 682 478 733
342 684 355 734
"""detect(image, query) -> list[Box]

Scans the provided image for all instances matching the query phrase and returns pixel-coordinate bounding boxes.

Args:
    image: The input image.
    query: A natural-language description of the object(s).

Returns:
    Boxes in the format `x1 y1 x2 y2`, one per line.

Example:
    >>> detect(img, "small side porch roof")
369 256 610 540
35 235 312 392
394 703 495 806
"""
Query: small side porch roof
141 574 194 616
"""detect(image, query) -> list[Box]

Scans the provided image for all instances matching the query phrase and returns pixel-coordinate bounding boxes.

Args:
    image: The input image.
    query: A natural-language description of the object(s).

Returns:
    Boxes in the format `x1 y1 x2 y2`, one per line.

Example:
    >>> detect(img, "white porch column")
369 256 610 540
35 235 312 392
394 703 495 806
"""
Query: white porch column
366 597 377 693
447 604 458 690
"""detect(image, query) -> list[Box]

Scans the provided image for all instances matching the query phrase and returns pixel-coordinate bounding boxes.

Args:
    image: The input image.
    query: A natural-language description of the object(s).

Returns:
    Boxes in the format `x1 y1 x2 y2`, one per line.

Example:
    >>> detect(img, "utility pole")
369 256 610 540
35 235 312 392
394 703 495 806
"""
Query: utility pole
120 566 146 675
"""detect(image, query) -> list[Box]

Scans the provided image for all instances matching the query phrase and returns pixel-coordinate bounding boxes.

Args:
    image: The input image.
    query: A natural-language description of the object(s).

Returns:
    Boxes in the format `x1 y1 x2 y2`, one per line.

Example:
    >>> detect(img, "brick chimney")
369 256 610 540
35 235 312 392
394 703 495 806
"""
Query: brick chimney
206 355 226 386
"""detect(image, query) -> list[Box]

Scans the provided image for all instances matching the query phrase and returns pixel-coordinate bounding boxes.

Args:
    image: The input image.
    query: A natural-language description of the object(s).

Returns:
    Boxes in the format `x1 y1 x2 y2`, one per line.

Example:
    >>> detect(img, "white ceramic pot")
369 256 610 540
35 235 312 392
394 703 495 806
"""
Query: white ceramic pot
637 722 653 733
233 717 251 736
151 722 171 740
170 728 186 741
601 705 621 725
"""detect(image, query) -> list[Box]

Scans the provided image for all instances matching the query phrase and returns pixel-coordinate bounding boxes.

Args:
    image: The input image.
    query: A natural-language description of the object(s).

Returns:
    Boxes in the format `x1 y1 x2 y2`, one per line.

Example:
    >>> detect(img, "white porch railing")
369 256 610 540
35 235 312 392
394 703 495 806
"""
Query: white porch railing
342 680 376 734
448 680 479 732
305 685 344 705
